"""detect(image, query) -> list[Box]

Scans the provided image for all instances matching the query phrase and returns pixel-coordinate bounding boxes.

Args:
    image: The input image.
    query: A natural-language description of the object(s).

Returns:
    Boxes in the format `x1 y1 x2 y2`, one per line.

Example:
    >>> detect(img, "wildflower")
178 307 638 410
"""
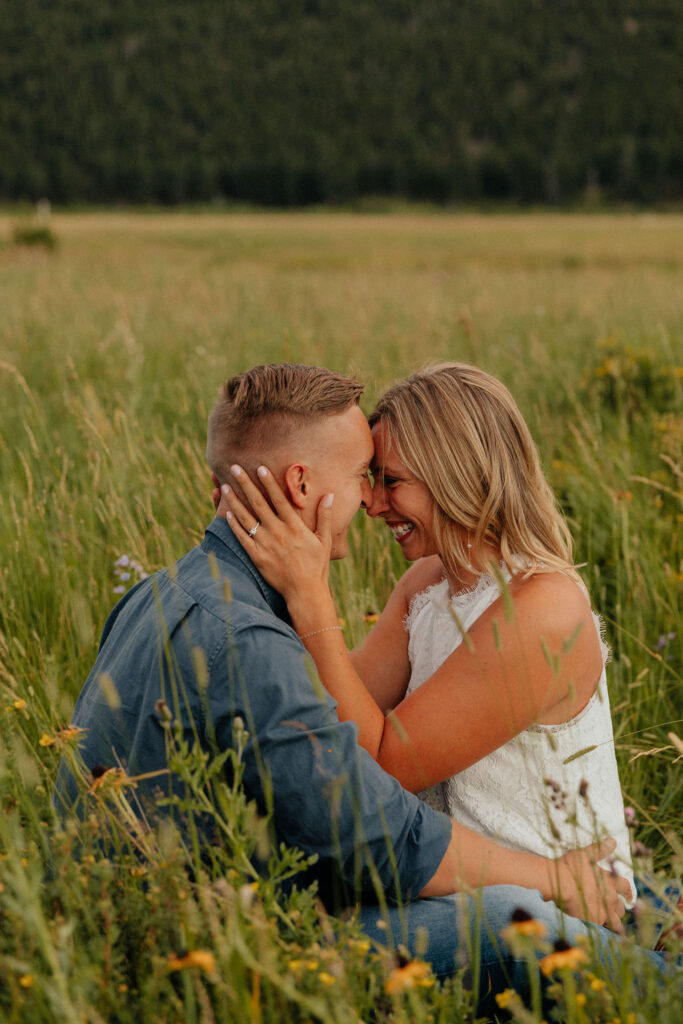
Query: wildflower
12 699 27 711
347 938 371 954
337 617 345 627
590 976 606 991
58 725 85 741
539 939 588 976
501 907 548 942
168 950 216 973
495 988 516 1009
90 766 136 793
19 974 33 988
631 841 652 858
364 612 380 623
113 586 125 595
318 971 336 985
624 806 636 826
657 632 676 650
384 959 432 994
115 555 130 567
576 993 587 1006
38 733 55 747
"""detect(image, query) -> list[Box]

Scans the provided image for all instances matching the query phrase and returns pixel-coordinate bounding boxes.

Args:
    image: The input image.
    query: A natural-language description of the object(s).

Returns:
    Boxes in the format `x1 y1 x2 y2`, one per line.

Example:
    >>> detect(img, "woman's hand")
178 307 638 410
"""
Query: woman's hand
552 838 630 932
218 464 335 613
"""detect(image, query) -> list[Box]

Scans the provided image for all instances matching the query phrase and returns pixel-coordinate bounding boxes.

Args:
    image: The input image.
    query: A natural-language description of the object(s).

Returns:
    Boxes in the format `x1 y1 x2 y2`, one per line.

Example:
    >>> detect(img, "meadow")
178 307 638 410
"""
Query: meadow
0 210 681 1022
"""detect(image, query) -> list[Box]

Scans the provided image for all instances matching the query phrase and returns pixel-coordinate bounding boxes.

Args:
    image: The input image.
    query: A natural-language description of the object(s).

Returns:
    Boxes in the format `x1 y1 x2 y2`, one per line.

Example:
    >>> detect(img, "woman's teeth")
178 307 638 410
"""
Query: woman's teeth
390 522 414 540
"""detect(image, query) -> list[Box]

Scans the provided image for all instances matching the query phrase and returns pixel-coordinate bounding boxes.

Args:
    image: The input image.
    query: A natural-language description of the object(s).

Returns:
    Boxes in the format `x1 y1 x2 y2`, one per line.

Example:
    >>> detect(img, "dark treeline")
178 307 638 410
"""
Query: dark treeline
2 0 681 206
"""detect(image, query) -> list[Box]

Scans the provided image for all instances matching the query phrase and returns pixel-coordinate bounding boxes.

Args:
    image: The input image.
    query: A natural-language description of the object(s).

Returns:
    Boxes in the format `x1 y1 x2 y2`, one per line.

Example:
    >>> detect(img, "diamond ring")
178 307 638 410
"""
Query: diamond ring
248 522 260 538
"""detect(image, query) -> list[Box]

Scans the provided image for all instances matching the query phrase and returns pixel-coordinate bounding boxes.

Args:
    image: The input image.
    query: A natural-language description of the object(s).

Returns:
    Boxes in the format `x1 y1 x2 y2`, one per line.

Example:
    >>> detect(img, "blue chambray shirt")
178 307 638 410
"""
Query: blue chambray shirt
56 518 451 907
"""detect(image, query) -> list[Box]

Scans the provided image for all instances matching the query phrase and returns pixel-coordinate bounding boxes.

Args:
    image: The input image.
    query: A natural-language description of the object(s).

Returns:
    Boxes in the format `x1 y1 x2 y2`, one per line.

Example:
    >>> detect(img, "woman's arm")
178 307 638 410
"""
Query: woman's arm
291 571 601 792
350 557 442 711
220 467 601 791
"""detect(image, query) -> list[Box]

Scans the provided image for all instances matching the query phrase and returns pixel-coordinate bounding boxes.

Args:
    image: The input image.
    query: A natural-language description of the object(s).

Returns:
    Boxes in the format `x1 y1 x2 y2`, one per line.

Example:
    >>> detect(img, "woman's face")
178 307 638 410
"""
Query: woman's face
367 421 439 561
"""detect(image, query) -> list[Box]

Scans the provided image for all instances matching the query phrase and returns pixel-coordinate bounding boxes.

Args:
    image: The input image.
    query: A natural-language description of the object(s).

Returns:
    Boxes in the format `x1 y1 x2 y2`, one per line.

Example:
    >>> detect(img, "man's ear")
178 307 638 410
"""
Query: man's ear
283 463 311 510
211 472 221 512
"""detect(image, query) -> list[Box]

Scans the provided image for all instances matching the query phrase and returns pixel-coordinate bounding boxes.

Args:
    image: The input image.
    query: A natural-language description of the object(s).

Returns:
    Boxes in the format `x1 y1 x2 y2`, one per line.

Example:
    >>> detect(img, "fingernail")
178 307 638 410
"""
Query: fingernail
226 510 233 520
230 465 241 476
322 493 334 508
257 466 268 478
221 484 231 495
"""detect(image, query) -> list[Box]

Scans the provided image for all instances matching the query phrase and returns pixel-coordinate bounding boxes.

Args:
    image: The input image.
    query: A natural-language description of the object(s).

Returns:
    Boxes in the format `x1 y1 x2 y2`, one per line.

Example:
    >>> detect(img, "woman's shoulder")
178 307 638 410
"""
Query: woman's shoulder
508 569 597 638
396 555 445 607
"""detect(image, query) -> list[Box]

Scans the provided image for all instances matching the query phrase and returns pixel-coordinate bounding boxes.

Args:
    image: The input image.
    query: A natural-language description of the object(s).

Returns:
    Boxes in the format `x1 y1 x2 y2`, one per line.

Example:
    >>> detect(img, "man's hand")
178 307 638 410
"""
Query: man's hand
553 838 630 932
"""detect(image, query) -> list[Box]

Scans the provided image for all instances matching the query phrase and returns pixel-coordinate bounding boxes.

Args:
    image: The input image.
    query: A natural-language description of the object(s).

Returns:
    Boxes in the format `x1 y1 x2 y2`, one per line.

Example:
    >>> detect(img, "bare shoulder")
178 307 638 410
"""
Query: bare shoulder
395 555 444 608
509 571 595 635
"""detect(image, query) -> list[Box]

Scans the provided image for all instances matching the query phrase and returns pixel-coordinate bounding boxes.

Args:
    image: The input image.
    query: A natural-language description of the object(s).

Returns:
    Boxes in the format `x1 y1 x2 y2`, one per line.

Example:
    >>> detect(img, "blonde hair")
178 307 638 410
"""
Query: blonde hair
207 363 363 483
369 363 580 583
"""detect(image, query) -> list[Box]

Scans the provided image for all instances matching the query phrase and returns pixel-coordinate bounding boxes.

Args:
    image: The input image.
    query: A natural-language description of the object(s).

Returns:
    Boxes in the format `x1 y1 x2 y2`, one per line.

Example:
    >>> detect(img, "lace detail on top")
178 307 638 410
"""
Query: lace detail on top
404 567 635 906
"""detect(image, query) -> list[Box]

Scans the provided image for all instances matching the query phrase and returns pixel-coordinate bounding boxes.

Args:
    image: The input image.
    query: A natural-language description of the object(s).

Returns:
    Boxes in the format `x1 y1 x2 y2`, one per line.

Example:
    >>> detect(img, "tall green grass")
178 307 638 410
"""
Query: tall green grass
0 211 681 1021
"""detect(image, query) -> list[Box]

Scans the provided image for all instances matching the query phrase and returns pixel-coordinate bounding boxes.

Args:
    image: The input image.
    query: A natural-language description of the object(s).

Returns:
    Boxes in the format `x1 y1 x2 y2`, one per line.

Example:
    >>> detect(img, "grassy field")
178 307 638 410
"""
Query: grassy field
0 211 681 1022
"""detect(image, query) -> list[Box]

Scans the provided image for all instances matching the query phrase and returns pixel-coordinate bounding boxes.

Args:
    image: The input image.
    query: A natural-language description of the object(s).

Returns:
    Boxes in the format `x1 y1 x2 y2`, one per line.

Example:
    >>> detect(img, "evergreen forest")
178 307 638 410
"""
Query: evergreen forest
1 0 682 206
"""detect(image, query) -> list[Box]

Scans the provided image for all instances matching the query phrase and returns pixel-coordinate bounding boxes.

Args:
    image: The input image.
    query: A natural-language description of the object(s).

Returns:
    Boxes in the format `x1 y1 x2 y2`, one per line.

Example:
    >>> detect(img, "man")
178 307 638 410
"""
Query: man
56 363 664 1011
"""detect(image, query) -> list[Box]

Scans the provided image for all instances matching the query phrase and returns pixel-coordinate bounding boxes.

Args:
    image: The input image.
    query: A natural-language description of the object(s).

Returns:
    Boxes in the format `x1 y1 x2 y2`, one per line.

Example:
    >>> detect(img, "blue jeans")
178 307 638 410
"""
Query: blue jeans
357 884 680 1016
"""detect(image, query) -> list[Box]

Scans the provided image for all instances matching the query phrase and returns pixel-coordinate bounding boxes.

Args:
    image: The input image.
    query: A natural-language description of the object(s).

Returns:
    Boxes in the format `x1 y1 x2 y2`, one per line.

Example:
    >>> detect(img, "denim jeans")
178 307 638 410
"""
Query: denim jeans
357 883 680 1017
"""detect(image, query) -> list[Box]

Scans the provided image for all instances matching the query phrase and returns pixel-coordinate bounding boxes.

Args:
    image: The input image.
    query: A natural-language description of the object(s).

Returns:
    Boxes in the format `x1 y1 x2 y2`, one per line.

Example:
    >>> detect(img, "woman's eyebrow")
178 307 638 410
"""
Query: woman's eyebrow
370 464 403 478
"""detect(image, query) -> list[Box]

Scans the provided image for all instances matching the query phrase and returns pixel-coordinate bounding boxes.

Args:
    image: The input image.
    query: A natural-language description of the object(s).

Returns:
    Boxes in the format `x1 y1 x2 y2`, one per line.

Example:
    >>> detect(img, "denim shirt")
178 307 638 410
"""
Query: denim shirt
56 518 451 907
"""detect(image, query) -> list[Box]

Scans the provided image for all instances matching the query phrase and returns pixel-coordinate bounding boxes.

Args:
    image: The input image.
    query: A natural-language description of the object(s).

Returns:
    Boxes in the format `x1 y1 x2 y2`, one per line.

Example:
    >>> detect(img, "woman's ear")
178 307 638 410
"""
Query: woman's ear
283 463 310 510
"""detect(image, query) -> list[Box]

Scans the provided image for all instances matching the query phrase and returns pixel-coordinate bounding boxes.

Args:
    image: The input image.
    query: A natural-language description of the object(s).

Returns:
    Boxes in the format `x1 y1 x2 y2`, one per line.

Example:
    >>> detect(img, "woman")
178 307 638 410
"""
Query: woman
221 363 636 906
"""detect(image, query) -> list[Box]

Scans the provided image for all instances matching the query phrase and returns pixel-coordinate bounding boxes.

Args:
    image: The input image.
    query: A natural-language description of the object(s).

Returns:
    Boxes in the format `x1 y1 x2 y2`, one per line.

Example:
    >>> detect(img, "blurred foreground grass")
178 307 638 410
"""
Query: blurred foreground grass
0 211 681 1022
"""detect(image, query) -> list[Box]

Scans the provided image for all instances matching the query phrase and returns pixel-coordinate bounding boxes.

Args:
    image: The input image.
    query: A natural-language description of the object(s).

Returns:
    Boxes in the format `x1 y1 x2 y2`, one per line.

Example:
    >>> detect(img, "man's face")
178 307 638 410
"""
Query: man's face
300 404 374 559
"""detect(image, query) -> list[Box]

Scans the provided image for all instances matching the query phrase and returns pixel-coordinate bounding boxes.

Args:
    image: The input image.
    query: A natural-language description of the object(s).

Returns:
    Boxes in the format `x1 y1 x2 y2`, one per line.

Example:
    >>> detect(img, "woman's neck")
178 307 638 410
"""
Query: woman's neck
443 543 503 596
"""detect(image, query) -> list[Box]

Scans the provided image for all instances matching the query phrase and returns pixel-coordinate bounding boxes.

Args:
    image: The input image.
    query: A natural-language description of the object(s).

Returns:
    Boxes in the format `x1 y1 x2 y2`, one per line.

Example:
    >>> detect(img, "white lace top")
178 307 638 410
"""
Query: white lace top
405 569 636 905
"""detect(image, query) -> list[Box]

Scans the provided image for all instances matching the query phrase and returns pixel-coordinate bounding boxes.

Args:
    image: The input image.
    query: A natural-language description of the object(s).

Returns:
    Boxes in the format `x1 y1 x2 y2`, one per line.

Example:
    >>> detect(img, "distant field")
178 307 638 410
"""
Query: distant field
0 212 681 1022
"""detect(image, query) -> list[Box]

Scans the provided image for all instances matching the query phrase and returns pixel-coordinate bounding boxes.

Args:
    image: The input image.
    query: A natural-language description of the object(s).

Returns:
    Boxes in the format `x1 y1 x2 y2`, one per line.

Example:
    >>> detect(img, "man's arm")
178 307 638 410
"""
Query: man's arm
423 821 629 932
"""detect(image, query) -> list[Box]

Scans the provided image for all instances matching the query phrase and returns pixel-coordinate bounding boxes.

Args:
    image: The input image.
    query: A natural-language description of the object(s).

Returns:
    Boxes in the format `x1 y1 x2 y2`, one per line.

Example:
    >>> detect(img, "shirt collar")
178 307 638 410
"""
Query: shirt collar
202 517 291 622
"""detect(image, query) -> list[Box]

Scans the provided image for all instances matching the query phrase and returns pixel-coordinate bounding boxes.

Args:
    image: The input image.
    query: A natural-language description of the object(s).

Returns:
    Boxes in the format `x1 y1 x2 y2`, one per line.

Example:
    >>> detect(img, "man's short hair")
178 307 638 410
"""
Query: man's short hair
207 363 364 482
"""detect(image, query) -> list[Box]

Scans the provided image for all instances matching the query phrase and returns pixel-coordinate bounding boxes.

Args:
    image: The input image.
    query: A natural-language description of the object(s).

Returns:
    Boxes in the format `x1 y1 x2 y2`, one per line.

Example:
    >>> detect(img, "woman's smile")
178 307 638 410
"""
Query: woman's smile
367 422 438 560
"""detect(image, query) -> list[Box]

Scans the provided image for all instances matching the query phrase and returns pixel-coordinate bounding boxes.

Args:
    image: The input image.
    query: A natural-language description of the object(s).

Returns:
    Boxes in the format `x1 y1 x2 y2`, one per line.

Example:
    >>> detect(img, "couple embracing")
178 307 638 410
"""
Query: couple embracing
57 362 678 1013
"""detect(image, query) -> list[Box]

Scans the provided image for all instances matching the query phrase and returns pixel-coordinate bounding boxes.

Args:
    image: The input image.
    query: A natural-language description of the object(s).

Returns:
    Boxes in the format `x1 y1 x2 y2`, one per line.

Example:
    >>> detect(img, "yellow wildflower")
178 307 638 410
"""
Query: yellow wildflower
576 993 586 1006
19 975 33 988
318 971 336 985
590 976 606 991
38 734 55 747
495 988 516 1009
384 960 431 995
509 918 547 938
363 613 380 623
13 699 27 711
58 725 86 741
539 945 588 976
168 949 216 973
347 938 371 954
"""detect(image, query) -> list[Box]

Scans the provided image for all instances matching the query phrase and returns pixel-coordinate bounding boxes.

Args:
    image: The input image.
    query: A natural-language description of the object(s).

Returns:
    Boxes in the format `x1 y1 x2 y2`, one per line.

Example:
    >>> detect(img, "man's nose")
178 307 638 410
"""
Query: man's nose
360 475 373 511
364 479 389 518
